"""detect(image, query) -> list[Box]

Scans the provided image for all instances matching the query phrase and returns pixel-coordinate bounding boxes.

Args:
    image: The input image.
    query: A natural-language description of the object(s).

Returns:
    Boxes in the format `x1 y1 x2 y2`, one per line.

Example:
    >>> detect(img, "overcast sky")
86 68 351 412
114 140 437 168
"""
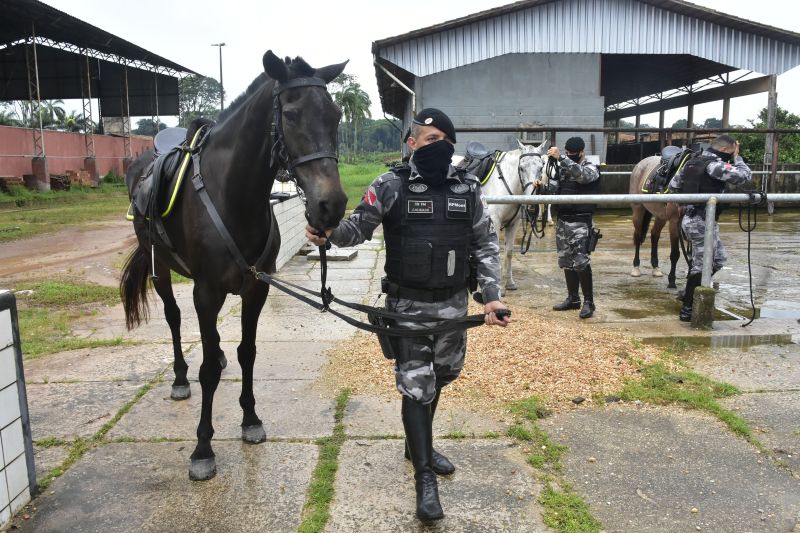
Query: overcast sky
41 0 800 128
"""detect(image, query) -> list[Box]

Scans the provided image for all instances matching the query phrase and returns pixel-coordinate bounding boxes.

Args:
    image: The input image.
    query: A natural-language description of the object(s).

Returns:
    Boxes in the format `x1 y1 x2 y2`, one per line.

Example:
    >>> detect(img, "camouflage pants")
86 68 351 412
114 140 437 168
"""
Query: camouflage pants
384 291 468 405
682 212 727 276
555 218 591 271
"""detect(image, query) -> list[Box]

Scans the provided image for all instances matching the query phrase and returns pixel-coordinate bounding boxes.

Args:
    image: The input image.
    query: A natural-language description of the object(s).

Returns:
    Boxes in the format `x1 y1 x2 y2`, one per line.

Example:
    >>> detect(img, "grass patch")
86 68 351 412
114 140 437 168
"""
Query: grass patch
170 271 192 284
0 183 129 242
33 437 68 448
338 162 386 210
298 388 350 533
617 361 754 441
540 481 602 533
17 281 119 307
17 308 126 358
36 374 162 491
509 396 566 470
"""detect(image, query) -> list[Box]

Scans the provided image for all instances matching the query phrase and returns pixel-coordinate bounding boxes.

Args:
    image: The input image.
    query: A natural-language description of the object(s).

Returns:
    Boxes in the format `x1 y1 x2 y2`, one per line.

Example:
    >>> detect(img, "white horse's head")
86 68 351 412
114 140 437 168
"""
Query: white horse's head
516 138 550 190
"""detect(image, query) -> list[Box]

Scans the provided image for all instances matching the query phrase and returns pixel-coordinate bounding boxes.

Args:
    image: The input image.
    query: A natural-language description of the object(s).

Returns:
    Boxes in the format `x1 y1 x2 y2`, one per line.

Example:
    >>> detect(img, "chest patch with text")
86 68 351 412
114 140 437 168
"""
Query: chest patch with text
447 198 468 212
407 200 434 214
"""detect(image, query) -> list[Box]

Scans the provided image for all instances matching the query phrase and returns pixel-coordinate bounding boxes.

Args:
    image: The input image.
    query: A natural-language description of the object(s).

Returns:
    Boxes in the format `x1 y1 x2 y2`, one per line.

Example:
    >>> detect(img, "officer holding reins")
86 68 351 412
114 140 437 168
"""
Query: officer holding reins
537 136 601 319
668 134 752 321
305 108 510 522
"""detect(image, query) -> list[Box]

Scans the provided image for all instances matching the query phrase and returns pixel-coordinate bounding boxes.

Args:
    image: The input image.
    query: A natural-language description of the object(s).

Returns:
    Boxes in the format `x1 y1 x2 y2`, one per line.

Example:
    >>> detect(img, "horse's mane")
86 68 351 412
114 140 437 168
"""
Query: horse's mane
217 56 316 122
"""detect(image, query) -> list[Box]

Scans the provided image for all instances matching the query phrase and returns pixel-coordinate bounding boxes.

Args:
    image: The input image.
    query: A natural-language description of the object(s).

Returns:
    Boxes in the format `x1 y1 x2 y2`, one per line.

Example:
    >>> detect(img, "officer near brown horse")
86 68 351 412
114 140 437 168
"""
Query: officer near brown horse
538 136 601 319
668 134 752 321
305 108 510 522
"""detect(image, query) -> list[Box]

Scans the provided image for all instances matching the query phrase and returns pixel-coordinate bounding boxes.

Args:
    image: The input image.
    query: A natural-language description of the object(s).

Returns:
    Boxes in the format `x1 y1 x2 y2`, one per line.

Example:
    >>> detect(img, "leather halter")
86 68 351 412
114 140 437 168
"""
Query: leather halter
269 77 338 178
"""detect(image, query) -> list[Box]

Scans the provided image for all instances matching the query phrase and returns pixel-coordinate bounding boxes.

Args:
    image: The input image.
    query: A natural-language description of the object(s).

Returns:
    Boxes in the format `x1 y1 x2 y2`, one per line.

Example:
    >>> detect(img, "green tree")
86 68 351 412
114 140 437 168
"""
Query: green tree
133 118 167 136
334 81 371 158
40 99 66 129
60 110 97 133
179 75 221 126
0 103 19 126
702 117 723 129
672 118 688 128
735 106 800 163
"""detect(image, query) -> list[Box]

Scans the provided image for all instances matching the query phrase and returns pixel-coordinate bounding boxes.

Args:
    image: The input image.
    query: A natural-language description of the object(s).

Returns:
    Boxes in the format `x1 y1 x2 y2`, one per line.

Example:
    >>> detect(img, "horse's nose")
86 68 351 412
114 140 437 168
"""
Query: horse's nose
318 191 347 227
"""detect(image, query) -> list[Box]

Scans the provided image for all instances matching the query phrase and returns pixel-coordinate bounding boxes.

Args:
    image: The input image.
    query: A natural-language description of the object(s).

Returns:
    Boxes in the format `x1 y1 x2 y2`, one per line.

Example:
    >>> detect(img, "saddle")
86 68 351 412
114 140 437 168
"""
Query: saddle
642 146 695 194
455 141 502 185
127 126 207 222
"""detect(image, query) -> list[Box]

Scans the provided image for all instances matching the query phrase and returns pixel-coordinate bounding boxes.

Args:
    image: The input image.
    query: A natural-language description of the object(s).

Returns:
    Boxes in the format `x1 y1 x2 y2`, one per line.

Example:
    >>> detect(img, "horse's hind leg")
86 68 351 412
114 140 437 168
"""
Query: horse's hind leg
667 212 681 289
151 262 190 400
504 220 520 290
238 280 269 444
189 283 227 481
631 204 645 277
650 217 666 278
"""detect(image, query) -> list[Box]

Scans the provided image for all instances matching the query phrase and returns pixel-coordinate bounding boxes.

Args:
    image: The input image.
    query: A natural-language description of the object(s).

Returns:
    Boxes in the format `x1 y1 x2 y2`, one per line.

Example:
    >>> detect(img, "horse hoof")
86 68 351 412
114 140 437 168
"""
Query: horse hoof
630 267 641 277
189 457 217 481
242 424 267 444
506 283 518 291
668 283 678 290
170 385 191 401
652 268 664 277
219 354 227 370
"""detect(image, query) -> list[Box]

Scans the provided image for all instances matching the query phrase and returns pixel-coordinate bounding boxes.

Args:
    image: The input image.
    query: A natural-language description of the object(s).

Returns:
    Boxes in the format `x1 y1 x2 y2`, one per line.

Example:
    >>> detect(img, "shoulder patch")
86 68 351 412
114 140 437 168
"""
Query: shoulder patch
363 186 377 206
409 183 428 193
450 183 470 194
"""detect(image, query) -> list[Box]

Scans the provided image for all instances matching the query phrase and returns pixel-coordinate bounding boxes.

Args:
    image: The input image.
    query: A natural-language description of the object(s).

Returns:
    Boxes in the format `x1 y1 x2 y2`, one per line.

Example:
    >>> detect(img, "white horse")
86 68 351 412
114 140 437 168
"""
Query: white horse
454 139 550 290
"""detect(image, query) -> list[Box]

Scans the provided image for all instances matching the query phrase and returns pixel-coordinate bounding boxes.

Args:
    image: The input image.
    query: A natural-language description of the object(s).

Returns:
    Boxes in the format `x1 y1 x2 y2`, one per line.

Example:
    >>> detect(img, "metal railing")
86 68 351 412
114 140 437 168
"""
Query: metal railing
485 192 800 289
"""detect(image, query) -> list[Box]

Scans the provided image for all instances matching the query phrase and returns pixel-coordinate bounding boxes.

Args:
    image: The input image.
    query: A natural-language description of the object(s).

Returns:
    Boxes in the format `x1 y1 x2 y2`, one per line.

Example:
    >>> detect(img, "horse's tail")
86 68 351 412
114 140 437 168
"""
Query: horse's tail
120 244 151 330
635 209 653 246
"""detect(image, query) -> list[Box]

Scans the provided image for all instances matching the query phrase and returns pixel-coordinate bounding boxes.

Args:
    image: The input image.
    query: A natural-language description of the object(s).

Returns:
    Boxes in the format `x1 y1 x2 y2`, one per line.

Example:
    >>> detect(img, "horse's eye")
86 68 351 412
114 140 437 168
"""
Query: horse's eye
284 109 300 122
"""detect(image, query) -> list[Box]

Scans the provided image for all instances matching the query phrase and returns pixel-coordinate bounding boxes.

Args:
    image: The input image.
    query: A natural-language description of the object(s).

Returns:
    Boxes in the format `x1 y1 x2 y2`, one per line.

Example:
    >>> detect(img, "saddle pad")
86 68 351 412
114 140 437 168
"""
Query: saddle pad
154 127 188 156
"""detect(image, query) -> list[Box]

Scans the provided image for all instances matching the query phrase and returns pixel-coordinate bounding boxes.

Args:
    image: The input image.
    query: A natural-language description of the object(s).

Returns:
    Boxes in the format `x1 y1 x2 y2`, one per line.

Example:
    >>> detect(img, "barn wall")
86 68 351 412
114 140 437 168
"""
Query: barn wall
415 52 607 157
0 126 152 180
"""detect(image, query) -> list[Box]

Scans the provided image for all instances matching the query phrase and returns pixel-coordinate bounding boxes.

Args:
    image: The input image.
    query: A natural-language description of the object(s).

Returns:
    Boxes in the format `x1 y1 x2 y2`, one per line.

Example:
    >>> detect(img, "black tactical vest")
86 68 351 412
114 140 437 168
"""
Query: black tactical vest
555 161 601 217
680 154 725 213
383 170 474 290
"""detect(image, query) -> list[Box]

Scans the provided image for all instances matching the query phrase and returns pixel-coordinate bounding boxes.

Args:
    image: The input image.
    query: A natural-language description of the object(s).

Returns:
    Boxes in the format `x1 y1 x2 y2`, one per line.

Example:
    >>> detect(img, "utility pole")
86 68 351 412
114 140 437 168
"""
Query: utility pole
211 43 225 110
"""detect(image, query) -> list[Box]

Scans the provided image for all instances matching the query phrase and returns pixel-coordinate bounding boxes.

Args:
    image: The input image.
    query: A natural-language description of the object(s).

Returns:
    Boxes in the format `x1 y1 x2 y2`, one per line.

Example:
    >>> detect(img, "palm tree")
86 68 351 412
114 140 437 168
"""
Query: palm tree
334 81 372 159
40 99 66 129
0 104 19 126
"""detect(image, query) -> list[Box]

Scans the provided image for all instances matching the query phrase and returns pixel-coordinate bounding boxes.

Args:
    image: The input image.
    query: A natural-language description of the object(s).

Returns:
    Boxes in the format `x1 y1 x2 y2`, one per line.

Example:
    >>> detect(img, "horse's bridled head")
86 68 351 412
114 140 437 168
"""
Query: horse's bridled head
263 51 350 231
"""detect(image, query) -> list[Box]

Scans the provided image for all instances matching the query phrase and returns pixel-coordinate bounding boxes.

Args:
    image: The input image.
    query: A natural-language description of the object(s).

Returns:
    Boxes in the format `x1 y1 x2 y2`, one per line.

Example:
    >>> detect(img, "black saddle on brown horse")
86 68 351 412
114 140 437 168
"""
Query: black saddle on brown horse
642 145 694 193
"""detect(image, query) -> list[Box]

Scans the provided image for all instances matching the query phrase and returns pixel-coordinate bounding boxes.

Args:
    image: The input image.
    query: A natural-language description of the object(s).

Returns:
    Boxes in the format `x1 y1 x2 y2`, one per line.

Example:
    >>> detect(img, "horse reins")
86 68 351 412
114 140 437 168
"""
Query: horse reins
191 75 486 337
518 155 554 254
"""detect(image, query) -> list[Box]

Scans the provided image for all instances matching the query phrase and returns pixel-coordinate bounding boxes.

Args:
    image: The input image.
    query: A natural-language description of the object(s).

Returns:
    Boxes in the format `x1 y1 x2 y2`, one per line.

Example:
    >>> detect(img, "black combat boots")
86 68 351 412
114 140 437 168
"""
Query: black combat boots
578 266 595 319
404 387 455 475
553 269 581 310
680 273 702 322
402 396 444 522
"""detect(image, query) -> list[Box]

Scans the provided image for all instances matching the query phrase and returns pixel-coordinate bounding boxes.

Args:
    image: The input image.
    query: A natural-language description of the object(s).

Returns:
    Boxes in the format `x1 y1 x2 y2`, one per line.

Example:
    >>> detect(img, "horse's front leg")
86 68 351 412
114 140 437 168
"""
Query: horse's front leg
238 280 269 444
667 214 681 289
189 282 227 481
650 217 666 278
151 261 190 400
504 218 520 291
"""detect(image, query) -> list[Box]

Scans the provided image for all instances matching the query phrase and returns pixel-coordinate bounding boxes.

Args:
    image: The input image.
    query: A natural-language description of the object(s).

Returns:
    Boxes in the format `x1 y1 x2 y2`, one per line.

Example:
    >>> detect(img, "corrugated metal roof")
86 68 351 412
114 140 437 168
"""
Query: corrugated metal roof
374 0 800 77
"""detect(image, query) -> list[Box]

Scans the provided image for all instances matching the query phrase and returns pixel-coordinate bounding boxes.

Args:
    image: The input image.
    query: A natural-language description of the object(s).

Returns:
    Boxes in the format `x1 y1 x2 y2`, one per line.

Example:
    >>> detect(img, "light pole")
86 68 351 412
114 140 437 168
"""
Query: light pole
211 43 225 111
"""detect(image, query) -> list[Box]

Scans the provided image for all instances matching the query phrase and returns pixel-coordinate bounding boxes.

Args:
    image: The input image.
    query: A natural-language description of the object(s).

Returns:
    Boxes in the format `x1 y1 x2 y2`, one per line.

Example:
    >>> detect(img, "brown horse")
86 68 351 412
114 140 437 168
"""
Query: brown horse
629 156 684 289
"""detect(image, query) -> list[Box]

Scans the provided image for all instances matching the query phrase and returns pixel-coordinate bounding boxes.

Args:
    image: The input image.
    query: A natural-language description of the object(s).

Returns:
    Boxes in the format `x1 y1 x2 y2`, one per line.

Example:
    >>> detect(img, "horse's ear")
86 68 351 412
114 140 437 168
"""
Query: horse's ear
263 50 288 82
516 139 525 150
536 138 550 153
315 60 349 84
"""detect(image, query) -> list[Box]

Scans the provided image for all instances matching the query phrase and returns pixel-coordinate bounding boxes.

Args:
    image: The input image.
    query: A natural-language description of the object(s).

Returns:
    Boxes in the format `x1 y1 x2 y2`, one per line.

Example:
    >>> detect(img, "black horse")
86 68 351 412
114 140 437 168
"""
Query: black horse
120 50 348 480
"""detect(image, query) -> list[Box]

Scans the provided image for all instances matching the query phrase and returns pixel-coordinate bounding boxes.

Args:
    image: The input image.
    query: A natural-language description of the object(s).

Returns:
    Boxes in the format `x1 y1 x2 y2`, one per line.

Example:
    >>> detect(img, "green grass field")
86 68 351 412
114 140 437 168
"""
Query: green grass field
338 162 388 210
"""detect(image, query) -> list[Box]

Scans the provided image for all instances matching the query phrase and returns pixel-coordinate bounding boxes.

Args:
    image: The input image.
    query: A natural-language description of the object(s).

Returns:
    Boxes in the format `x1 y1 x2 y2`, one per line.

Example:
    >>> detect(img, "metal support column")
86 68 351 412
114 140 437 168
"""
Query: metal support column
722 98 731 128
687 104 695 146
25 27 48 191
658 110 665 149
81 52 95 158
700 198 718 287
121 63 132 162
764 74 778 215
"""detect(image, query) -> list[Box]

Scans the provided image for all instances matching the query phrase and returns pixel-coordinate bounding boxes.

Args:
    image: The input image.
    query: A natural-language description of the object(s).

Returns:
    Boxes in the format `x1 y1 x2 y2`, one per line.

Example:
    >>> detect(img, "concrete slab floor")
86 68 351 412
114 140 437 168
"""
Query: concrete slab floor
540 404 800 533
721 391 800 475
108 381 334 441
23 343 175 384
688 342 800 392
33 444 70 481
343 395 509 438
18 441 318 533
27 381 143 440
327 439 546 533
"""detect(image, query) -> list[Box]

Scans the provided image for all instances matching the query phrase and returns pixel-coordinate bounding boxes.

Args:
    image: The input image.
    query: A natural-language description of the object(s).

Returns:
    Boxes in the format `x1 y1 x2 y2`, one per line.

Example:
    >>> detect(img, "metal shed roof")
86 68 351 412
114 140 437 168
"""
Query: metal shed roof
374 0 800 117
0 0 195 74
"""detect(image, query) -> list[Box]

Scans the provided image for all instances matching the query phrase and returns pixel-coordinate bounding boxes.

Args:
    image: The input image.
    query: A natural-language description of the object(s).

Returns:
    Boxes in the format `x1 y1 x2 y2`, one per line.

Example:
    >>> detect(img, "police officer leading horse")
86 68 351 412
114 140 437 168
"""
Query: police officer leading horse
306 108 510 522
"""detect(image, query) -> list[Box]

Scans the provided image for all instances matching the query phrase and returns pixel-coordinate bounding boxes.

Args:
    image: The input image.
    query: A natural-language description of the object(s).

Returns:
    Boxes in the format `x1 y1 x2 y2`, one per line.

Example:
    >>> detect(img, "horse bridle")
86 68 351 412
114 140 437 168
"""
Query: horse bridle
269 77 339 179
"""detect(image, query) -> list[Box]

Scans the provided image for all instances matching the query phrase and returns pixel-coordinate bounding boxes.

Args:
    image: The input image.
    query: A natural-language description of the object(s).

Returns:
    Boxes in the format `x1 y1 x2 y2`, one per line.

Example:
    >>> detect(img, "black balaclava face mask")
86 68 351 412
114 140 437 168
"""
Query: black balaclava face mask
567 152 582 163
412 140 455 187
708 147 733 162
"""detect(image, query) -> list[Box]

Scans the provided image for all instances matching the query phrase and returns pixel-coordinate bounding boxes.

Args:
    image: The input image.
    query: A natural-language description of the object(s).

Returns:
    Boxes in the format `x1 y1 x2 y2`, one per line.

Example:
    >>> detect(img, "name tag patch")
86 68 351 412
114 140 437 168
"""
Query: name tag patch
447 198 467 212
408 200 434 214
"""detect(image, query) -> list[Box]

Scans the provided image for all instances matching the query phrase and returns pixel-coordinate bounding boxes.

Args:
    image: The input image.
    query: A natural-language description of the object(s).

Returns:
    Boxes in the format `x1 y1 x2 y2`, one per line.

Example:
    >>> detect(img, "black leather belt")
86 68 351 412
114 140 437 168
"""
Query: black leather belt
382 278 466 303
